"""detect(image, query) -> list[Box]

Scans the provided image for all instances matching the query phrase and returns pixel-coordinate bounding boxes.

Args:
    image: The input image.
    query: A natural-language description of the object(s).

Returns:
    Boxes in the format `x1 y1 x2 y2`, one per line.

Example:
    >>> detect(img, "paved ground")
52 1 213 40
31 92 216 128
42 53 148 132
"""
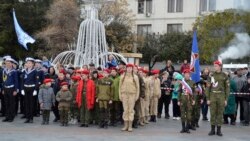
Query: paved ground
0 112 249 141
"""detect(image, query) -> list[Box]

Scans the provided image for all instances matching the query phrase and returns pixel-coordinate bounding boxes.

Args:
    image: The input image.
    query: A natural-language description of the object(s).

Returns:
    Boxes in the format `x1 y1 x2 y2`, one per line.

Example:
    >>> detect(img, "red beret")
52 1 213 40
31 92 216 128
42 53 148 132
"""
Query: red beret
60 82 68 86
71 75 81 81
81 70 90 75
103 69 111 74
142 69 149 74
183 69 191 74
119 69 125 74
43 79 52 84
110 67 117 71
134 65 138 68
59 69 67 75
98 74 104 79
75 69 82 73
151 69 160 75
126 63 134 68
214 60 222 66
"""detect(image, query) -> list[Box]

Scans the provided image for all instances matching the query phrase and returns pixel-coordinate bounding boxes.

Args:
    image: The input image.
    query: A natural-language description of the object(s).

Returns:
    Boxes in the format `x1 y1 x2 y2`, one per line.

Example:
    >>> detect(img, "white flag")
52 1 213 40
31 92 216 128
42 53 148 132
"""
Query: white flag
13 9 35 50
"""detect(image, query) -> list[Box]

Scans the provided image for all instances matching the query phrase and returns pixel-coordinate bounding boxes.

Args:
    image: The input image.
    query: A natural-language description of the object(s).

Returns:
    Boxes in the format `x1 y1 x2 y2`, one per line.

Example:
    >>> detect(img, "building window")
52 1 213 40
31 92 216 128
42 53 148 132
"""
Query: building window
167 24 183 33
168 0 175 13
208 0 216 11
168 0 183 13
200 0 216 12
146 0 153 13
176 0 183 12
138 0 145 14
137 24 152 36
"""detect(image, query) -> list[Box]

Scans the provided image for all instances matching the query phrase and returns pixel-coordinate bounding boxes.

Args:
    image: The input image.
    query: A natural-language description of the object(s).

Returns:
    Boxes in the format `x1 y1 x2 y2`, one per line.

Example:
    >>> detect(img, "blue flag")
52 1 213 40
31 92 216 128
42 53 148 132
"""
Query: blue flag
13 9 35 50
190 30 201 83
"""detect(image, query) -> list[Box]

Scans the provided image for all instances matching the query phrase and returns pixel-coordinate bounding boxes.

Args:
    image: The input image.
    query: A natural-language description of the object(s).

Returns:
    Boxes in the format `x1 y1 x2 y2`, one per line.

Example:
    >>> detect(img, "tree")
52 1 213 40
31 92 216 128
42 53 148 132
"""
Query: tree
139 34 161 70
159 32 193 63
36 0 80 58
139 32 192 70
0 0 52 59
194 9 250 63
98 0 135 53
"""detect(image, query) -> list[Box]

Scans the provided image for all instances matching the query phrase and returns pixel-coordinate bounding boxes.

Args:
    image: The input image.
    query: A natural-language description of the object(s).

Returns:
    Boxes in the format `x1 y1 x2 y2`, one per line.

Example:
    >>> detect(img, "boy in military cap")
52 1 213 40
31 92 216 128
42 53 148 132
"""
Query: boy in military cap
207 60 229 136
38 79 55 125
96 69 113 128
178 69 195 134
56 82 72 126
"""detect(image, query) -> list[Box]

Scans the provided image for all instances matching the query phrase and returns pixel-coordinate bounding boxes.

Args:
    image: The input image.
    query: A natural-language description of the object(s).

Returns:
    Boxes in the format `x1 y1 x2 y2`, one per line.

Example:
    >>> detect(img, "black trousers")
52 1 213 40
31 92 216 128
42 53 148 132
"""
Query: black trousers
243 100 250 123
33 94 40 116
110 101 122 123
158 94 171 115
236 97 244 121
19 94 25 114
0 92 6 116
24 87 35 120
201 97 208 118
53 100 60 120
224 114 235 123
4 87 16 120
172 99 180 117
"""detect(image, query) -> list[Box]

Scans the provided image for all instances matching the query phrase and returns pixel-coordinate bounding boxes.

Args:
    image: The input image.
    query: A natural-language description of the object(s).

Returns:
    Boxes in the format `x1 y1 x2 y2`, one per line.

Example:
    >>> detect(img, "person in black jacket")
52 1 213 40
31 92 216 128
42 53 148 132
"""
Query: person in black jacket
160 60 175 81
241 76 250 126
157 71 172 119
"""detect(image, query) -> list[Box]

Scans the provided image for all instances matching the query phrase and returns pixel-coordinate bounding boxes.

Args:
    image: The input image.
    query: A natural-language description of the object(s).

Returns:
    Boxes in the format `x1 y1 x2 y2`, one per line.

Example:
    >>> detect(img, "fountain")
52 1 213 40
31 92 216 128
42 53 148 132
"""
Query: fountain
52 6 127 68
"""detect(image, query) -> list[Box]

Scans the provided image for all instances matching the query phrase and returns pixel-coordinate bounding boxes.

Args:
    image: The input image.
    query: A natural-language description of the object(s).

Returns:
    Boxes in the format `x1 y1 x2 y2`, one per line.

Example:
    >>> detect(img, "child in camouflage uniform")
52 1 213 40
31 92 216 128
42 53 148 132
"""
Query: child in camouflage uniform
56 82 72 126
96 69 113 129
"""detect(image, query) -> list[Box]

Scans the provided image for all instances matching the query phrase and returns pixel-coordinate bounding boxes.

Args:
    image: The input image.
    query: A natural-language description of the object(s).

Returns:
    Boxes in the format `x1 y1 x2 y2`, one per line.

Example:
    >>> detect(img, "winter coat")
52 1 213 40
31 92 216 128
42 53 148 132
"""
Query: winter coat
224 79 237 115
110 75 120 101
38 84 55 110
56 90 72 108
160 78 172 96
241 82 250 101
76 79 95 110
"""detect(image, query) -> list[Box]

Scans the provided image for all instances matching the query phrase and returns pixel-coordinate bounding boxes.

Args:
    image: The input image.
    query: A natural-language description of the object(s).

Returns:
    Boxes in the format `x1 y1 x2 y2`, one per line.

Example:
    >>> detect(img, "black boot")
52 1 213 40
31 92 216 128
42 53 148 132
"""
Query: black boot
180 122 186 133
186 123 190 133
99 121 104 128
24 119 30 123
153 115 156 122
190 122 196 130
208 125 216 136
217 126 223 136
132 119 139 128
149 115 154 122
2 118 9 122
195 122 199 128
104 121 108 129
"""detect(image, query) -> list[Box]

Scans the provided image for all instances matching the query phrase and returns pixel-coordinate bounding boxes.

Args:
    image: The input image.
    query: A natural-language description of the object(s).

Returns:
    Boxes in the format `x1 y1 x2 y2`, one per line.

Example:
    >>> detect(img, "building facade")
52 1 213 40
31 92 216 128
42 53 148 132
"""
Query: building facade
127 0 218 35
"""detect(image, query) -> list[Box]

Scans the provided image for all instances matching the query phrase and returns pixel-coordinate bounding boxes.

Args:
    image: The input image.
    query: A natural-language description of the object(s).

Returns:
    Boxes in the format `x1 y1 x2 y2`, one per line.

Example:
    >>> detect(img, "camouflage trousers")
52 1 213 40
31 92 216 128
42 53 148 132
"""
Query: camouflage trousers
59 106 70 124
180 99 192 122
210 93 225 126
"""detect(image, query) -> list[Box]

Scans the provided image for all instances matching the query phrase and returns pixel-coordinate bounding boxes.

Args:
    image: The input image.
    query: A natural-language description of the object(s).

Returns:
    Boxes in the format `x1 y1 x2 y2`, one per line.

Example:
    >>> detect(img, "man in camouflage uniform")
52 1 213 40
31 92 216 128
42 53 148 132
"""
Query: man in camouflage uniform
207 60 229 136
178 70 195 134
96 69 113 129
